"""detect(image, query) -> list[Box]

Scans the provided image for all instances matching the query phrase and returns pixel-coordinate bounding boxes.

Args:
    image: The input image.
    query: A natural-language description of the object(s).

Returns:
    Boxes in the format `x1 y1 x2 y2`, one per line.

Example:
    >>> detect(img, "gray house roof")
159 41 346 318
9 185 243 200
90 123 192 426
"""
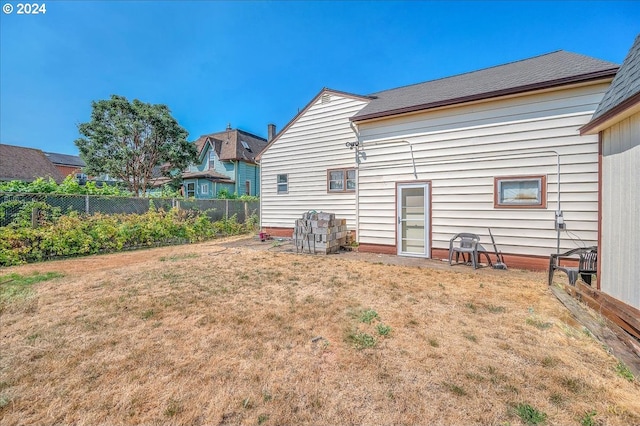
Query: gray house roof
194 128 268 165
581 34 640 134
0 144 64 183
351 50 619 122
44 152 86 168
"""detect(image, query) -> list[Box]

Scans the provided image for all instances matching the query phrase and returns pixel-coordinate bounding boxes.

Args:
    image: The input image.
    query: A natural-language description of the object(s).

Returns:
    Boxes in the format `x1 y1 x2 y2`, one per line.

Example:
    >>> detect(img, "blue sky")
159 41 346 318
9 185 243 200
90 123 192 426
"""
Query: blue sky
1 1 638 155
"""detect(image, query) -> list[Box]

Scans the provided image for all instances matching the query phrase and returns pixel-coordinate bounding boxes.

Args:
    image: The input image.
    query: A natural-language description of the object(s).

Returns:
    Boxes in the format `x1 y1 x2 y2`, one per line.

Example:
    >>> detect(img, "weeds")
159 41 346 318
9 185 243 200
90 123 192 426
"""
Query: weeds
615 362 635 382
141 309 155 320
347 331 376 349
463 332 478 343
541 356 559 368
514 403 547 425
444 383 467 396
579 410 598 426
0 271 63 305
359 309 379 324
376 324 392 336
487 305 506 313
428 338 439 348
164 398 183 417
526 317 553 330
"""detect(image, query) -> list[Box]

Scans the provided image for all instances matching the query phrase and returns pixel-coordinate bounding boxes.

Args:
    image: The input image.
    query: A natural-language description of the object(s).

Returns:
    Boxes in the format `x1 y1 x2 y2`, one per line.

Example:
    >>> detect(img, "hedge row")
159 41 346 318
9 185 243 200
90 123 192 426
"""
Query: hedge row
0 208 256 266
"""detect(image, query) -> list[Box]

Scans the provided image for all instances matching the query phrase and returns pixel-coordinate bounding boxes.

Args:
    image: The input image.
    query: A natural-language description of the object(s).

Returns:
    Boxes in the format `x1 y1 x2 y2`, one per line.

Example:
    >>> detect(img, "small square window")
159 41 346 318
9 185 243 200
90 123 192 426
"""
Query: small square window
277 174 288 194
494 175 546 208
327 168 356 193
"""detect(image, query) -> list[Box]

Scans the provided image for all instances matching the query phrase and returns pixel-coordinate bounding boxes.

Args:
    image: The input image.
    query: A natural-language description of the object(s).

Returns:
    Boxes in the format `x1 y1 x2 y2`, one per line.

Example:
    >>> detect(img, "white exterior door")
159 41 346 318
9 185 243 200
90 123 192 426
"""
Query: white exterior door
397 183 430 257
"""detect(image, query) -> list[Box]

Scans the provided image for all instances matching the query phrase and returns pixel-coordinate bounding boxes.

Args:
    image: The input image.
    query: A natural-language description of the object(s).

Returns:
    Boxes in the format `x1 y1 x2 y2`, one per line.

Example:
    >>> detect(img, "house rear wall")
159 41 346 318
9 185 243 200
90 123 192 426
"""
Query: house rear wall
355 82 610 260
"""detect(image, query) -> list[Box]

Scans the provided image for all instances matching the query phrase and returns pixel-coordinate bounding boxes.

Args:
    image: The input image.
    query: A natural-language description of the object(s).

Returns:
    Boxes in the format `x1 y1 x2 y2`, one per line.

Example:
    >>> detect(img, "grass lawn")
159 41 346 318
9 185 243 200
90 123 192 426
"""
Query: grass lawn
1 237 638 425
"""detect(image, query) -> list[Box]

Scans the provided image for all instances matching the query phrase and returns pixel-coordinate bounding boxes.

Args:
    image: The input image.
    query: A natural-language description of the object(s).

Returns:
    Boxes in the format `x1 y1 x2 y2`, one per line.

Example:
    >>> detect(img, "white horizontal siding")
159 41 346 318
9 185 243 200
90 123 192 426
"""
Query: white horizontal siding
260 93 367 229
356 83 609 257
601 111 640 310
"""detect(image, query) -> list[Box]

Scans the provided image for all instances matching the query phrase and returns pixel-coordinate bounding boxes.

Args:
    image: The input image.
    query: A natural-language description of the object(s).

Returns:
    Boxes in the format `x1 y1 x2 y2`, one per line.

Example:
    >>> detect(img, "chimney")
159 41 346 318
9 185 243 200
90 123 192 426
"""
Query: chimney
267 123 276 142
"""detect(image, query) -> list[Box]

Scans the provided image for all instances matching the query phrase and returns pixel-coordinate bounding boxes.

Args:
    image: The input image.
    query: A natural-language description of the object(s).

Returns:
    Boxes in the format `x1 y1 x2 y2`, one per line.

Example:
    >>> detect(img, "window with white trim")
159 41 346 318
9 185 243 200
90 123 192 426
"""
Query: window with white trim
494 175 546 208
245 180 251 195
277 174 288 194
186 182 195 198
200 183 209 195
327 168 356 192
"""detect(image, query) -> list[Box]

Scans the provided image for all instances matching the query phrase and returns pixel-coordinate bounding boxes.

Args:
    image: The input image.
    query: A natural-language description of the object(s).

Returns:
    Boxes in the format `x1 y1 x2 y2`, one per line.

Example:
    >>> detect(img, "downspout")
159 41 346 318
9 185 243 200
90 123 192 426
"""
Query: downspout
349 123 361 240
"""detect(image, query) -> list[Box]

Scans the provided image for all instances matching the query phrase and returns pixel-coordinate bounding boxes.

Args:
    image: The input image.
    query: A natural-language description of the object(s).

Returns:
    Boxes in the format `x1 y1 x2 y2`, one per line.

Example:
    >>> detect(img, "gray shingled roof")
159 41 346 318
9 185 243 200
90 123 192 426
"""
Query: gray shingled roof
590 34 640 121
194 128 268 164
351 50 618 122
0 144 64 182
43 152 86 168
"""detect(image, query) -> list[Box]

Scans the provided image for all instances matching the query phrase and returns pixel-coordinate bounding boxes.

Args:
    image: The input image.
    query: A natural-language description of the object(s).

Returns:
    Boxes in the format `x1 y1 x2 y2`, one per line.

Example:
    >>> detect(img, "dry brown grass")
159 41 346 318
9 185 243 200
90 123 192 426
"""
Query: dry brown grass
1 237 639 426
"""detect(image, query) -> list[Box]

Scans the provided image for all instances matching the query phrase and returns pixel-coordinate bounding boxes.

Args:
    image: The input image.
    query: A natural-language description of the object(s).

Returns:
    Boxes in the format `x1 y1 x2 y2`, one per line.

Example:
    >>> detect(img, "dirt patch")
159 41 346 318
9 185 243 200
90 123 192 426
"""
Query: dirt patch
1 236 638 425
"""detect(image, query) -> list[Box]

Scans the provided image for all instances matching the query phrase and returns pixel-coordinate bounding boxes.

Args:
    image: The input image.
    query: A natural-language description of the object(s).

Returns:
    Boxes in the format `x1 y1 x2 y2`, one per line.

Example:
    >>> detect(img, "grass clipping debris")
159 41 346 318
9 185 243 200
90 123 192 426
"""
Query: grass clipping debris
0 239 638 425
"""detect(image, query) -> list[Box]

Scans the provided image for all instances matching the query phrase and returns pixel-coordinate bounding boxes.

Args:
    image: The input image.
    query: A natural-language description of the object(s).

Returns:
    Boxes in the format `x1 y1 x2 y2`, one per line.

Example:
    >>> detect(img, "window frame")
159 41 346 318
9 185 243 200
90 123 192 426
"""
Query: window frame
277 174 288 194
208 150 215 170
245 180 251 195
200 183 209 195
494 175 547 209
185 182 195 198
327 168 356 193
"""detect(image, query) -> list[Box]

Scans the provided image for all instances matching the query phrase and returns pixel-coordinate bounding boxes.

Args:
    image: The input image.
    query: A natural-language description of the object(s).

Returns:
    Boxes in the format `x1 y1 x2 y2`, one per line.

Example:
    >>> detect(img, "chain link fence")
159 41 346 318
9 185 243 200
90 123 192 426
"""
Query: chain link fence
0 192 259 227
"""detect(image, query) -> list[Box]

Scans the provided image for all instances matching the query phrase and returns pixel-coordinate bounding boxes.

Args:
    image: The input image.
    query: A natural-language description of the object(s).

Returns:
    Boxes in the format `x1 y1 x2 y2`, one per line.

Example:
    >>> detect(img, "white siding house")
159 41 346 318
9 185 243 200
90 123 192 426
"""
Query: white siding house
581 34 640 338
259 51 619 269
354 82 610 268
259 90 370 234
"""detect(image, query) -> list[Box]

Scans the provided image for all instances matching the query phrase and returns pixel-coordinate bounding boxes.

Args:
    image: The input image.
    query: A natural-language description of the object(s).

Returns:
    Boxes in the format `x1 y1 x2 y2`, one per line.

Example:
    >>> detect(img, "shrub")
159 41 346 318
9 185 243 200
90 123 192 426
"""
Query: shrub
0 207 254 266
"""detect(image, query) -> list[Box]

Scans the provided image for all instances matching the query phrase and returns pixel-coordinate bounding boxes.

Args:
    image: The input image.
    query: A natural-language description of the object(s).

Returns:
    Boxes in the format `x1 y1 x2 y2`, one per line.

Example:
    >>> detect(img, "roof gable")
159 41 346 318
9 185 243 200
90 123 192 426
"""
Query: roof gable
193 128 268 165
0 144 65 183
255 88 371 160
581 34 640 134
352 50 618 122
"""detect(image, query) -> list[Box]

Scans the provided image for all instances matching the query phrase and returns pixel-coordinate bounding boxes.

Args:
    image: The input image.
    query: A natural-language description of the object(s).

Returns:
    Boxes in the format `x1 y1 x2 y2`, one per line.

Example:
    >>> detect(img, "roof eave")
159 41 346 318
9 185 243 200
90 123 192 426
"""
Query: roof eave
351 69 618 123
580 92 640 135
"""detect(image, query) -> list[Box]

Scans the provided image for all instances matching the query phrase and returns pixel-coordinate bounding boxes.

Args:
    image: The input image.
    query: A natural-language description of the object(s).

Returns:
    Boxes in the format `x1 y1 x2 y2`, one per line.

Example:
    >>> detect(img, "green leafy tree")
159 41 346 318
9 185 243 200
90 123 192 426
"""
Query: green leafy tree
75 95 196 196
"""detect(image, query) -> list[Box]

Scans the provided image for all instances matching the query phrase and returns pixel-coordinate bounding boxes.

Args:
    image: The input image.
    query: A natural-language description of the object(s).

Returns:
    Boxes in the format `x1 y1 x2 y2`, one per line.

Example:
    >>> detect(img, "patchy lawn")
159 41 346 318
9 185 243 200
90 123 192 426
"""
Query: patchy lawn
1 237 638 426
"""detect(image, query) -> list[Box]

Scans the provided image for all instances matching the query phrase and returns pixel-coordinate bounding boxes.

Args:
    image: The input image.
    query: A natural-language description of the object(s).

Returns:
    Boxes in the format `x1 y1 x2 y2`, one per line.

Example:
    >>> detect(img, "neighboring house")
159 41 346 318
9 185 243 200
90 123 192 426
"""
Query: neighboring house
259 50 619 269
44 152 86 179
181 126 269 199
580 34 640 336
0 144 64 183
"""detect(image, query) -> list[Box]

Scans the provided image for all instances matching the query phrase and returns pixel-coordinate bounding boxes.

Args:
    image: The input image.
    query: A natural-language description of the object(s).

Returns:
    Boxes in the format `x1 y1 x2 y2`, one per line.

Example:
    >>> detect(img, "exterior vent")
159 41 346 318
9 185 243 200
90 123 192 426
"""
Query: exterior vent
321 93 332 104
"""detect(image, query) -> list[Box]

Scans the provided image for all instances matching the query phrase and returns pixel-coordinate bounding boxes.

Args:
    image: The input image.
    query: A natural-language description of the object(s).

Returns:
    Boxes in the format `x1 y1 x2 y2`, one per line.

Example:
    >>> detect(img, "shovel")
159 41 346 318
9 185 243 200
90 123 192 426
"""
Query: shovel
488 228 507 270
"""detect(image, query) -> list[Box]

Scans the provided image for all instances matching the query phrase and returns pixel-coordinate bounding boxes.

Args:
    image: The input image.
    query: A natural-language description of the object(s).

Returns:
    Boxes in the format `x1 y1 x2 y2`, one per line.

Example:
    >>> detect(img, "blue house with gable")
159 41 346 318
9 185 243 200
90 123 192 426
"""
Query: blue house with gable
180 126 269 199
